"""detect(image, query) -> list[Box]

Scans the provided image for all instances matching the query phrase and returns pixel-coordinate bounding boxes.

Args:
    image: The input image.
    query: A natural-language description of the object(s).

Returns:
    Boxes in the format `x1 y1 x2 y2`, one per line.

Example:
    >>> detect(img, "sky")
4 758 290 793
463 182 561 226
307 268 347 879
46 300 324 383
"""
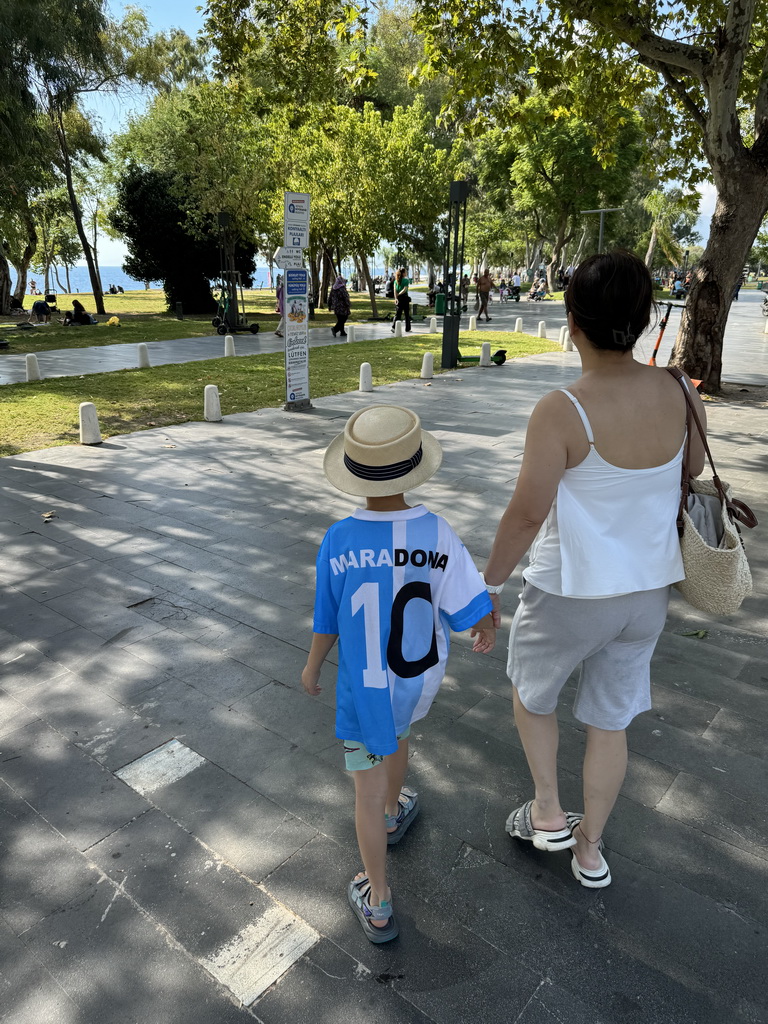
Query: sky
88 1 716 267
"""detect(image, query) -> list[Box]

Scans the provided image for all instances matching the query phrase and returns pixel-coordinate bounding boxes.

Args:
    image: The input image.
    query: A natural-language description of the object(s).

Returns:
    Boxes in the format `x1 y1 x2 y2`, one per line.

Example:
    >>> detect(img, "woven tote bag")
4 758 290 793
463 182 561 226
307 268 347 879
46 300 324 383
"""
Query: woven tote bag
667 368 757 616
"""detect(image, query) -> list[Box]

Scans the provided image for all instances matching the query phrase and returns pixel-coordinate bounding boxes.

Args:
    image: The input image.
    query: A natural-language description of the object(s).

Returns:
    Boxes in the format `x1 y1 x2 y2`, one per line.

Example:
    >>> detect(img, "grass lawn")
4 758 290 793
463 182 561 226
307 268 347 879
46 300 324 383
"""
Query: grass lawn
0 331 558 457
0 288 398 354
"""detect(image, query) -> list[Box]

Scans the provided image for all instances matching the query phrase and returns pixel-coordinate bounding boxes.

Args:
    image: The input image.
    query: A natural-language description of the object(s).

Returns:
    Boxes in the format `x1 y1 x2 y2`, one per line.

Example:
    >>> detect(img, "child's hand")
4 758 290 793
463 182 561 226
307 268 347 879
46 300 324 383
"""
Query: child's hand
471 626 496 654
301 664 322 696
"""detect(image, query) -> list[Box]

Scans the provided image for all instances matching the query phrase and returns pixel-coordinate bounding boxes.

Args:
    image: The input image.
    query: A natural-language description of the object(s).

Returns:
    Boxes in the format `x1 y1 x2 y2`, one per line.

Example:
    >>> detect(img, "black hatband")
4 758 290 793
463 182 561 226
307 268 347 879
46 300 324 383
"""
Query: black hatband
344 444 423 481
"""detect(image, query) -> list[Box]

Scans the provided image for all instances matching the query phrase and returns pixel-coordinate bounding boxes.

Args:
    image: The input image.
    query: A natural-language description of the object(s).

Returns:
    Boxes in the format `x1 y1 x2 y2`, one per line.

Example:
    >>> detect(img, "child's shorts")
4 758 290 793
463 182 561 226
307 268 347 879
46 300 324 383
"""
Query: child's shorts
507 583 670 730
343 727 411 771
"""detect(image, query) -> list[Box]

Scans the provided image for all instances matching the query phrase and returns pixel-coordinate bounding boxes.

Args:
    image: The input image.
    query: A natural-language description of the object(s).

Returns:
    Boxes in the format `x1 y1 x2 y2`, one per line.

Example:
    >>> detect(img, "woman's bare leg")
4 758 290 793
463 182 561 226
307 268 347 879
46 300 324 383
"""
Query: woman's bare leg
574 725 627 869
512 687 566 831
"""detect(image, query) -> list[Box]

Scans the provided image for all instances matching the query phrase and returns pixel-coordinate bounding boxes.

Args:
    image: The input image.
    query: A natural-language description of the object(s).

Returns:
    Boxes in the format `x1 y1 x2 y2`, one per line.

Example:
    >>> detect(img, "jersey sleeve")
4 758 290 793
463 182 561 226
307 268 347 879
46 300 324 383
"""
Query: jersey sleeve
312 531 339 634
438 526 492 632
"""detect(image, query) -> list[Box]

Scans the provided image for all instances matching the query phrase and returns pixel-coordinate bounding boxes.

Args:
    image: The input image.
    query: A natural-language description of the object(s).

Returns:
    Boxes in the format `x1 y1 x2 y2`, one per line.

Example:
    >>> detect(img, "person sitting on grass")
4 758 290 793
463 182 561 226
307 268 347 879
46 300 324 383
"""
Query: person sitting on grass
62 299 94 325
302 405 496 944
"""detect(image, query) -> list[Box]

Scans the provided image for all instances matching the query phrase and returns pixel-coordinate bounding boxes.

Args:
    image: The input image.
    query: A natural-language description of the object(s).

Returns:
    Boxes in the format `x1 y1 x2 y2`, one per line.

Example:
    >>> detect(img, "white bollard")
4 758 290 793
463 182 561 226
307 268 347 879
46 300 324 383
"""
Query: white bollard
764 317 768 335
347 324 356 343
79 402 102 445
359 362 373 392
224 334 236 357
514 317 523 333
25 354 41 381
420 352 434 379
480 342 492 367
469 315 478 331
394 320 404 337
204 384 222 422
137 343 150 368
429 317 437 333
538 321 547 338
559 325 568 349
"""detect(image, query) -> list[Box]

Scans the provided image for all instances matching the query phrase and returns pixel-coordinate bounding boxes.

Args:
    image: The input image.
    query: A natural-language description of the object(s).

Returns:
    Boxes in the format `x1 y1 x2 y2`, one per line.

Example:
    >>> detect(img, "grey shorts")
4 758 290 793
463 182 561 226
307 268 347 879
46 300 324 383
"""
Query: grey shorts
507 583 670 730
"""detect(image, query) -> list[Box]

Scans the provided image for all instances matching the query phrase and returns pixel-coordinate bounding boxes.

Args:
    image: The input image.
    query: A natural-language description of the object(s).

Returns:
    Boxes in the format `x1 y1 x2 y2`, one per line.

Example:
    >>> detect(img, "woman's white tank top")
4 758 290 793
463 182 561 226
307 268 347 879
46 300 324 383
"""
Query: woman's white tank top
523 390 686 598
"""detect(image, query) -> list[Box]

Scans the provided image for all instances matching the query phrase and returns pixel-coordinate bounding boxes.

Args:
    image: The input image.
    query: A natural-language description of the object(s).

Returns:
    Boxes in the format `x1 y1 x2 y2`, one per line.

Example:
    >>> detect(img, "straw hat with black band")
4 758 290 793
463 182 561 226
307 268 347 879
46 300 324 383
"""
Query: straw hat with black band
324 405 442 497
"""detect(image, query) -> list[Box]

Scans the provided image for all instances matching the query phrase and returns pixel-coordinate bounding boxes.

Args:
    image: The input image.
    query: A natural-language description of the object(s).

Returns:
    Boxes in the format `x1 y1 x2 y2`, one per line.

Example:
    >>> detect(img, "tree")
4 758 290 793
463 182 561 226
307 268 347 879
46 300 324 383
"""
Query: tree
642 189 698 268
410 0 768 390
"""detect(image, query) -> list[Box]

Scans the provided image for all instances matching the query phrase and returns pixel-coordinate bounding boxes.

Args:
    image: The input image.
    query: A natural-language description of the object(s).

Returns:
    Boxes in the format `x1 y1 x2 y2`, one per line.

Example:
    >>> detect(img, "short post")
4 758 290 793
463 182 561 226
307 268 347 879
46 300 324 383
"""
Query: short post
420 352 434 379
347 324 356 342
538 321 547 338
429 317 437 333
79 402 102 445
204 384 222 422
469 315 478 330
764 318 768 335
559 325 568 349
137 343 150 368
480 342 492 367
514 317 523 333
394 321 404 337
25 354 42 381
224 334 236 357
359 362 373 392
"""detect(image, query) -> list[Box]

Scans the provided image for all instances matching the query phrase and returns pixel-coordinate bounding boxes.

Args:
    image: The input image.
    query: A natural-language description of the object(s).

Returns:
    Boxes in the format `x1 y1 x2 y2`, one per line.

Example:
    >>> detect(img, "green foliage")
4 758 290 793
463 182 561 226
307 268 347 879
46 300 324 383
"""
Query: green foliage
109 165 256 312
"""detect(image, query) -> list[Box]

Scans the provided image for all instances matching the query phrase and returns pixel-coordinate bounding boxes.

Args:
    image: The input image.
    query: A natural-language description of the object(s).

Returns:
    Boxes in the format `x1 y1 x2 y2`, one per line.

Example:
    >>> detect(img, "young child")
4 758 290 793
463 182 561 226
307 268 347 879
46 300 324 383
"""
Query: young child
302 405 496 943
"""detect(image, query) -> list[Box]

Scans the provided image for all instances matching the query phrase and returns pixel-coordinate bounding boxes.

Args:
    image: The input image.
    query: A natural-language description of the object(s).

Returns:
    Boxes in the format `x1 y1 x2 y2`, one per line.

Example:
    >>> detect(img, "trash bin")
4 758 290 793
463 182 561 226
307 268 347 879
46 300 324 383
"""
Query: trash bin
758 281 763 290
435 293 446 315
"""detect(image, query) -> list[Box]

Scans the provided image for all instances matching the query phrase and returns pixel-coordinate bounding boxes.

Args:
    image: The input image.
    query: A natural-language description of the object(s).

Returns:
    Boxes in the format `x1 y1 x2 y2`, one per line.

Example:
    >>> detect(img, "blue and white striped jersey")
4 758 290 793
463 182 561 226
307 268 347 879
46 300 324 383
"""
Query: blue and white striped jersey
313 505 491 757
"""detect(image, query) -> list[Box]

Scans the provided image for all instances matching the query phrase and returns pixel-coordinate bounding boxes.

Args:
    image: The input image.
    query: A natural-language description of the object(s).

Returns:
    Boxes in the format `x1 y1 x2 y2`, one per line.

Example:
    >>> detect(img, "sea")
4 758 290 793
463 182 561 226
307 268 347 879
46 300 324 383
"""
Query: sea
12 262 391 296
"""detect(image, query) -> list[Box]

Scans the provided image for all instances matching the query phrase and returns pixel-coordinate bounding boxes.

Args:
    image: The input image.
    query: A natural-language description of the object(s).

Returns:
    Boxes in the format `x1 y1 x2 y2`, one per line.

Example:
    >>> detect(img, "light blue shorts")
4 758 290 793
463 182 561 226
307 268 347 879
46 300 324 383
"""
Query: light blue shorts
343 727 411 771
507 583 670 730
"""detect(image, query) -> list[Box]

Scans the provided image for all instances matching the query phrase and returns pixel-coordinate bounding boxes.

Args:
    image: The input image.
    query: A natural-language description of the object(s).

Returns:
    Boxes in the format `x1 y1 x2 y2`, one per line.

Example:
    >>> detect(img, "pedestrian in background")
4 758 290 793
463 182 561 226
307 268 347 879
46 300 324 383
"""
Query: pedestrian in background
329 275 351 337
477 269 494 321
391 268 411 333
275 275 285 337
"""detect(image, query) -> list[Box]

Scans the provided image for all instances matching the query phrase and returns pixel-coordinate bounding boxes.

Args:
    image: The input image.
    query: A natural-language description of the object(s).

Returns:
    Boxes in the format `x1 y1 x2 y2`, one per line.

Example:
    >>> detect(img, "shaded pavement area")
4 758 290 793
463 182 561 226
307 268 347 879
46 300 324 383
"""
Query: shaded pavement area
0 332 766 1021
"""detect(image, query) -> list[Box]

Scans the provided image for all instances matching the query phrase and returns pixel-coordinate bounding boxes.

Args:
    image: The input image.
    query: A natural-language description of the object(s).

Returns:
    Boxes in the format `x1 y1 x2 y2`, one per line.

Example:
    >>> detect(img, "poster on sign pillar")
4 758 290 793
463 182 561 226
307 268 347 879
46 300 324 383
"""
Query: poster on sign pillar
284 193 310 249
284 268 310 409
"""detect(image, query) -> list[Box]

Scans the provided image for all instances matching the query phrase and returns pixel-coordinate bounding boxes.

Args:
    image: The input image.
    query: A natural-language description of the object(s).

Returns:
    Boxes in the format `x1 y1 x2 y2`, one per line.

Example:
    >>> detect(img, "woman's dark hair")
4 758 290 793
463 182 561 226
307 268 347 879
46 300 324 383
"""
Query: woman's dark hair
564 249 654 352
72 299 85 313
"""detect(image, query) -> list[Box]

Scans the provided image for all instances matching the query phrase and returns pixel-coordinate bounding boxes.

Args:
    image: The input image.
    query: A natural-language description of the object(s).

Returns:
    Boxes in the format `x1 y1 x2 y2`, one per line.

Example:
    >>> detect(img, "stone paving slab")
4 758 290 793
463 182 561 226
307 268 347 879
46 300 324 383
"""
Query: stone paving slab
0 344 766 1022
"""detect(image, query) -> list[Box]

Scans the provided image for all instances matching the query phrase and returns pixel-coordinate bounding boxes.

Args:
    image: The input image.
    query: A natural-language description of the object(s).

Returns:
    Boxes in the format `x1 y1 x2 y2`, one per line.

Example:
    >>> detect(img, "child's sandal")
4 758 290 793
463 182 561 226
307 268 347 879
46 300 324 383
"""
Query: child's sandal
385 787 420 845
347 875 399 943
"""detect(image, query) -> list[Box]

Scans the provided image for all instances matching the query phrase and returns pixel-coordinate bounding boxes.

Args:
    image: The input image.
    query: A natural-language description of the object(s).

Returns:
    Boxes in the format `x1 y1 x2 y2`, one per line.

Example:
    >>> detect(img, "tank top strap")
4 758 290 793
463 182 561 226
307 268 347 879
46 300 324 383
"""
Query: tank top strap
558 389 595 445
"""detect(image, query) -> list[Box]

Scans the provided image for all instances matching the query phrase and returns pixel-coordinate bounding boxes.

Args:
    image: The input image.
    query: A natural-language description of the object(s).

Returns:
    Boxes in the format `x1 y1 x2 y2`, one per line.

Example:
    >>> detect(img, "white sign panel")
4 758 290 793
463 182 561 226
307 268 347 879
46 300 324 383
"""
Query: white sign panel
284 268 310 406
284 192 310 249
274 246 303 269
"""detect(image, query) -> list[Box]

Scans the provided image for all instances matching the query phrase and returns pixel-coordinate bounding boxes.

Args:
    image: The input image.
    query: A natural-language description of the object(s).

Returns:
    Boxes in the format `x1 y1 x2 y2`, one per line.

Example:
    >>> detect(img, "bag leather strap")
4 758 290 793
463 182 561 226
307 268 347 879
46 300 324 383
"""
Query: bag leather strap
666 367 758 533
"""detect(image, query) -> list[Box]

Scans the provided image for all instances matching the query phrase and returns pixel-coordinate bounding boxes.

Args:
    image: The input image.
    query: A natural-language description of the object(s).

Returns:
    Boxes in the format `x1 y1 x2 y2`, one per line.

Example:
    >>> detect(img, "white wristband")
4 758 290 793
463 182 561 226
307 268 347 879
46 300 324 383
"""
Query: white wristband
481 573 505 595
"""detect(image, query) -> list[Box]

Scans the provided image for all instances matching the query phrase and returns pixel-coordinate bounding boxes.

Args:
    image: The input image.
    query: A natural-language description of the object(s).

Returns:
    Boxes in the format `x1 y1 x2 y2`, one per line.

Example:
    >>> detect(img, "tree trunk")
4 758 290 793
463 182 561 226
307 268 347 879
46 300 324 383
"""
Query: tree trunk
359 252 378 318
644 224 658 268
670 171 768 392
53 106 105 314
54 264 65 291
547 220 573 292
572 228 588 267
0 245 11 315
65 263 71 293
12 200 38 302
321 249 334 308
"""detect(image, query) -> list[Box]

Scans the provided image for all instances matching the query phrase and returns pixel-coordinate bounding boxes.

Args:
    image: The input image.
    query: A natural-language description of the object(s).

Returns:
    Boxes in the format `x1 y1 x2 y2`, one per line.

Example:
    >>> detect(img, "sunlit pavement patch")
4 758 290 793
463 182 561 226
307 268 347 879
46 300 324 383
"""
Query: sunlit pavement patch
115 738 205 795
199 906 319 1004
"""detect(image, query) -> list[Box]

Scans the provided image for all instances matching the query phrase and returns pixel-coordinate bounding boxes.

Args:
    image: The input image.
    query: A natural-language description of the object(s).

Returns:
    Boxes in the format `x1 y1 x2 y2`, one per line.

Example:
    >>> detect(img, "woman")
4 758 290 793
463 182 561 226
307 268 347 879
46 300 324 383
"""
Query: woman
63 299 92 325
328 275 351 337
478 250 706 888
275 276 285 337
390 268 411 333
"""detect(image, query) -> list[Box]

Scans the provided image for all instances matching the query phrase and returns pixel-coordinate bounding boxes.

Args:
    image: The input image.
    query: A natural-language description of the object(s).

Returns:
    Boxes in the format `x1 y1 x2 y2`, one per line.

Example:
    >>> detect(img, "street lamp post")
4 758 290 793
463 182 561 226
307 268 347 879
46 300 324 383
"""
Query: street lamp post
580 207 622 254
441 180 469 369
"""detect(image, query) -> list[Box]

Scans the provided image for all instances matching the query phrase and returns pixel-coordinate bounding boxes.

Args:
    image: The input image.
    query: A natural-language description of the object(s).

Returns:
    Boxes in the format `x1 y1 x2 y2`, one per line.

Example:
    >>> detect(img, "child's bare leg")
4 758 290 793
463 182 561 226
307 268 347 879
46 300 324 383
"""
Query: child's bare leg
385 736 409 824
353 762 390 926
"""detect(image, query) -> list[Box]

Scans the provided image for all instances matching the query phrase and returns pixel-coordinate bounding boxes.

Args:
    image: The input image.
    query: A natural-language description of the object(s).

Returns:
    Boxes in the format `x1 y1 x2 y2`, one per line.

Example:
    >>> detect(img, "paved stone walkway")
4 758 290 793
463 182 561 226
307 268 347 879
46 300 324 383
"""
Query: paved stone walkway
2 289 765 385
0 328 766 1022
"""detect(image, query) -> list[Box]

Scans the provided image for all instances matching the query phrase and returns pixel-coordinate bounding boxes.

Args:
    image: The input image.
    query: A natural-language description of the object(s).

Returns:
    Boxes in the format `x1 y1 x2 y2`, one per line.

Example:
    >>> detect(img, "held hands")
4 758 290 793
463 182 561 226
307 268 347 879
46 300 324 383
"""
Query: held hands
301 664 322 696
470 612 496 654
